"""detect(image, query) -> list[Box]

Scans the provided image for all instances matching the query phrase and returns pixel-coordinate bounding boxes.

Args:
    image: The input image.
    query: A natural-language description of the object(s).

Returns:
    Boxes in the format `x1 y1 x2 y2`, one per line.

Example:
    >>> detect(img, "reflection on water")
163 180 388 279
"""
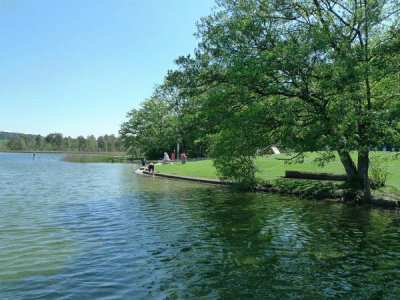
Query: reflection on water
1 153 400 299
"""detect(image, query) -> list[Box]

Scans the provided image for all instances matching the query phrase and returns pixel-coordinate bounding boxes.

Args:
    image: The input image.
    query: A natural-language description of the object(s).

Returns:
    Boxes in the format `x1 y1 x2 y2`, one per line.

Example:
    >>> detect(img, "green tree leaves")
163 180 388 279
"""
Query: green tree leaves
121 0 400 194
119 89 178 159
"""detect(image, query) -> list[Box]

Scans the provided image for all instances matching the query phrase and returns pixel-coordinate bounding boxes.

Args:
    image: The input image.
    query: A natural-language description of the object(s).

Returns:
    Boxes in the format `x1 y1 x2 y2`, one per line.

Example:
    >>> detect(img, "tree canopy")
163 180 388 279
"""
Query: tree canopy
121 0 400 198
2 132 123 153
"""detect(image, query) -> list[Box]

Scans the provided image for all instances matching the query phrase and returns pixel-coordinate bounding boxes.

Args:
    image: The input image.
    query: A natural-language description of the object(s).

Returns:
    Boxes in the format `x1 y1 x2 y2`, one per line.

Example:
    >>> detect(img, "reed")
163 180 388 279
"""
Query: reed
62 153 130 163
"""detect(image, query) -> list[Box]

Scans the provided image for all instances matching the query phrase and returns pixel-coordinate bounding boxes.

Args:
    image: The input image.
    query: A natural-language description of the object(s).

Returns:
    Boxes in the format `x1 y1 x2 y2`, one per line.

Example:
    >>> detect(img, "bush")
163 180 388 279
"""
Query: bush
213 155 259 191
369 157 391 189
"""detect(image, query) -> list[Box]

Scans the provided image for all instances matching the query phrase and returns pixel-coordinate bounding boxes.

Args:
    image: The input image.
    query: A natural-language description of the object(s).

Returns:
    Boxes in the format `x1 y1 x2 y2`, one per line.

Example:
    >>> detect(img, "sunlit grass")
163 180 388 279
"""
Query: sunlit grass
156 152 400 191
156 159 219 179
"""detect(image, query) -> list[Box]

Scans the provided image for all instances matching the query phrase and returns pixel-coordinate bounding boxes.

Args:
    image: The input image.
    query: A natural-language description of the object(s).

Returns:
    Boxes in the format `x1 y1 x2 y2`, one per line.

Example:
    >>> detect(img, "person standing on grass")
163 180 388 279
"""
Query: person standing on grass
180 152 187 164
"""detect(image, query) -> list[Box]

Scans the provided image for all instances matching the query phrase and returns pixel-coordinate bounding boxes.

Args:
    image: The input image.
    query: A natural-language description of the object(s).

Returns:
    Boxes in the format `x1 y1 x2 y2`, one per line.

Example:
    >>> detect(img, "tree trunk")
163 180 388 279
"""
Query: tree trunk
359 0 372 202
338 150 360 185
358 150 372 202
357 151 366 178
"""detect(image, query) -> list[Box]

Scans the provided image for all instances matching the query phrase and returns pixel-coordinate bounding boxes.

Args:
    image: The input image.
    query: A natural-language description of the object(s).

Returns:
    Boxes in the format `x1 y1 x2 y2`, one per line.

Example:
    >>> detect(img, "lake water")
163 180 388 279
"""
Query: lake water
1 153 400 299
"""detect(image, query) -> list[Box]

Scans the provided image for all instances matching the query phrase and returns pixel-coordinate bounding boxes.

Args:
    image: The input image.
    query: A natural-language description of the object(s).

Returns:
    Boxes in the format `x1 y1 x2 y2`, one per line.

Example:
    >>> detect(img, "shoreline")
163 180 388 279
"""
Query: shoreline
138 169 400 209
141 169 226 186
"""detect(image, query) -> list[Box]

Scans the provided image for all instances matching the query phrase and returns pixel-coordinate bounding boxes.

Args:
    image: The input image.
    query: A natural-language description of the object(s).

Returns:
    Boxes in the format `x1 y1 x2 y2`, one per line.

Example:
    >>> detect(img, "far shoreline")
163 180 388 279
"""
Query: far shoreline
0 150 127 155
1 151 132 163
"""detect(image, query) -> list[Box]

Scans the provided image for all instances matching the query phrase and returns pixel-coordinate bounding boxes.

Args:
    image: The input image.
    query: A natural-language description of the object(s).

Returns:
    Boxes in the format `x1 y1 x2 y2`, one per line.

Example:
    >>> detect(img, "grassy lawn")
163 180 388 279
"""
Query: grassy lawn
156 151 399 191
371 153 400 191
254 152 346 181
156 159 219 179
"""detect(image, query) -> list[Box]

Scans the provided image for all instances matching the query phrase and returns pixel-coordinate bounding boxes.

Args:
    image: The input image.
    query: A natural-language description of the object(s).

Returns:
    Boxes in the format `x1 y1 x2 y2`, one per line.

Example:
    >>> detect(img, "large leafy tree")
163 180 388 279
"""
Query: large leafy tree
34 135 44 150
45 133 63 150
172 0 400 197
120 88 178 159
162 75 212 157
77 136 87 151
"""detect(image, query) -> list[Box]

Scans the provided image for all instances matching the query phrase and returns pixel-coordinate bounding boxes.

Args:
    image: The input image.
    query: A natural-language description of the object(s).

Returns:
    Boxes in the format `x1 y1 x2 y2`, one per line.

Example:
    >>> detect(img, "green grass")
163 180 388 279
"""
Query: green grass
156 160 219 179
156 152 400 191
62 154 131 163
374 153 400 190
254 152 347 181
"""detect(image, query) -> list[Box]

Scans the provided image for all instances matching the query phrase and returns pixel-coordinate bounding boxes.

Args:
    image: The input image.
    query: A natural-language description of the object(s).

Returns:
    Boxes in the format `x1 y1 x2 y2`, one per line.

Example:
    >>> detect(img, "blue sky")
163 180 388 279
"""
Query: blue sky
0 0 215 137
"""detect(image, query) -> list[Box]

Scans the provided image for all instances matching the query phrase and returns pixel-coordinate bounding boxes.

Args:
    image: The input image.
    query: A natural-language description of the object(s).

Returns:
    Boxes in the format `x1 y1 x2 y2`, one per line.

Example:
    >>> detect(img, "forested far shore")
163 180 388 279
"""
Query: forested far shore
0 132 124 153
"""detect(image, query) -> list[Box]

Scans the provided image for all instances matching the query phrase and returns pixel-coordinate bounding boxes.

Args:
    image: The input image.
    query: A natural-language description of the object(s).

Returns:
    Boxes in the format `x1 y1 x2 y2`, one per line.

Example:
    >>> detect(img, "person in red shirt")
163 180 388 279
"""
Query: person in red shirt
180 152 187 164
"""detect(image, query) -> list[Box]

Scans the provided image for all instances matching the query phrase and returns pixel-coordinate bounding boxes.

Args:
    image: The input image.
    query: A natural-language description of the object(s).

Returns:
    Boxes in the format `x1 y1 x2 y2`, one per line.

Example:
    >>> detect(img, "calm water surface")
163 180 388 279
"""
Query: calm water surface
1 153 400 299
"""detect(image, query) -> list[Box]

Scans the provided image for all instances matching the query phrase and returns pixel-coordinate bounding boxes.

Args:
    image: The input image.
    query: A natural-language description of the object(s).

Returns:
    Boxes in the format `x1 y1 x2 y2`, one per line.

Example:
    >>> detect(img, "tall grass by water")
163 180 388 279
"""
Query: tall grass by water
62 153 131 163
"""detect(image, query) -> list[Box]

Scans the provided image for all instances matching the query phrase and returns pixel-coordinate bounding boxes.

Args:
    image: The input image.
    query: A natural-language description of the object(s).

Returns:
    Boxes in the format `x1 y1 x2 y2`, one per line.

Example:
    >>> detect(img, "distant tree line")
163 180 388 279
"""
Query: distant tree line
0 131 124 152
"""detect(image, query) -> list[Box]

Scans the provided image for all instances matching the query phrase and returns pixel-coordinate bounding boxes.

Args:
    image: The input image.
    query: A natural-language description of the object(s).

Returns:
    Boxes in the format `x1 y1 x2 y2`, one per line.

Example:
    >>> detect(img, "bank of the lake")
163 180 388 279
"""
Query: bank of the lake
155 152 400 207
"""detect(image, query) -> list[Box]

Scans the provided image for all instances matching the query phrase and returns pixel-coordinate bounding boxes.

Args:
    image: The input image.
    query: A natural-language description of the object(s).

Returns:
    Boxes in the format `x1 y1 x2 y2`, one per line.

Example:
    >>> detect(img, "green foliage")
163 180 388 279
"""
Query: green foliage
0 140 7 150
156 151 400 194
77 136 87 151
0 131 123 153
270 179 344 200
280 153 305 165
214 155 259 190
7 137 25 150
313 151 337 168
0 131 35 141
369 156 391 189
188 0 400 190
208 129 260 189
120 88 178 159
120 0 400 191
45 133 63 150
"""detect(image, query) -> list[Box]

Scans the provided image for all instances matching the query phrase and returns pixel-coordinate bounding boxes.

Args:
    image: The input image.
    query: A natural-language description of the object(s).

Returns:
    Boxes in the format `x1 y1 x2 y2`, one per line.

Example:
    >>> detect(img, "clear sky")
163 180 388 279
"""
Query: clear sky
0 0 215 137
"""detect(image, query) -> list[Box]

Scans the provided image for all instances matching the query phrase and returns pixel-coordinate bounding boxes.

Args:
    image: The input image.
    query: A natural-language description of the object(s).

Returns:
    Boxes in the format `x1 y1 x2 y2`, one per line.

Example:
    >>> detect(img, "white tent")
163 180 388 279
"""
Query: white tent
271 147 280 154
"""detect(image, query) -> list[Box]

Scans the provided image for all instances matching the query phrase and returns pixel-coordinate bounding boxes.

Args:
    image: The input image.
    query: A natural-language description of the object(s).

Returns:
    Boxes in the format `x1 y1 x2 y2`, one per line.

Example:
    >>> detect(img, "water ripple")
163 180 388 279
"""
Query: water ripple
1 153 400 299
